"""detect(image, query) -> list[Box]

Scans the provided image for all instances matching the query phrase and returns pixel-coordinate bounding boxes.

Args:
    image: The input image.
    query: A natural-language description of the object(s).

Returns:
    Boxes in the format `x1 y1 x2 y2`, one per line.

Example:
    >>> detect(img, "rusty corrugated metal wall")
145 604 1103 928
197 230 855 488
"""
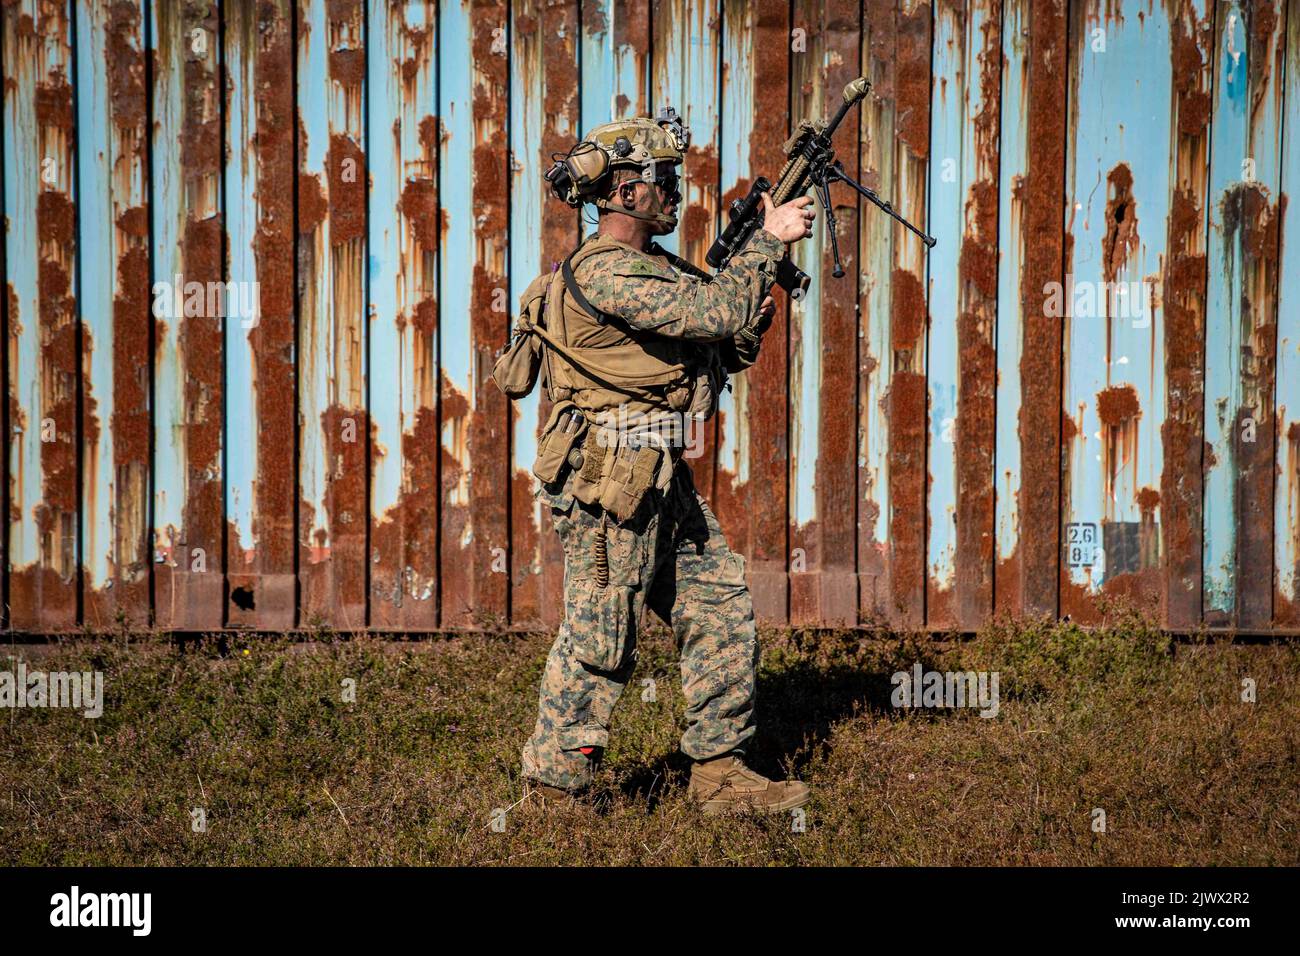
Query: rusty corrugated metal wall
2 0 1297 634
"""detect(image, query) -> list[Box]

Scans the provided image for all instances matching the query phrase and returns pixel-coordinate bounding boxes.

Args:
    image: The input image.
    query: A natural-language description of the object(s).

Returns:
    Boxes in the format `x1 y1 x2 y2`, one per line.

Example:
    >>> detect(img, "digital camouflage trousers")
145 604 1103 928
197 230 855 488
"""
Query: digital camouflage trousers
521 462 759 792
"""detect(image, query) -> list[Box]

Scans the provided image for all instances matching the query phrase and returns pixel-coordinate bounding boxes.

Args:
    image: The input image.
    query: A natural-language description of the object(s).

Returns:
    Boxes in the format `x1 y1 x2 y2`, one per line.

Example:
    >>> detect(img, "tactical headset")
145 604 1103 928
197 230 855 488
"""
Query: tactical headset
544 108 689 227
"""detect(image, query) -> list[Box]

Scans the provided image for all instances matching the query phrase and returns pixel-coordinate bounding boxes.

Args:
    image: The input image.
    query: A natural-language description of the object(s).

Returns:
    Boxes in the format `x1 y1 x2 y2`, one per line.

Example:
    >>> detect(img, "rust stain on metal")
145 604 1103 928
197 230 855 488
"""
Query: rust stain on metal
712 0 791 625
10 10 79 629
106 233 151 599
1250 0 1278 51
371 408 439 624
1222 178 1281 627
329 46 365 87
894 1 931 160
372 6 440 629
298 167 328 234
155 0 225 629
398 115 447 251
116 205 149 237
1161 2 1211 628
398 177 440 249
84 0 152 628
327 133 367 245
438 370 472 623
398 25 429 83
889 264 927 626
1097 382 1140 425
952 301 997 624
180 0 224 618
888 372 928 623
107 1 146 128
785 0 858 626
34 72 74 130
682 143 720 250
1060 407 1078 443
302 404 370 624
1083 566 1162 617
440 1 511 628
949 2 1001 629
227 0 298 628
513 0 579 628
6 281 19 408
582 0 607 35
993 552 1021 617
615 0 650 116
855 0 896 625
1169 5 1212 135
324 0 357 19
296 0 371 633
1097 385 1141 538
17 223 79 621
1013 0 1066 620
786 0 823 626
959 183 999 299
885 0 933 629
817 0 861 627
463 258 510 626
1101 163 1139 281
890 272 925 346
711 401 750 560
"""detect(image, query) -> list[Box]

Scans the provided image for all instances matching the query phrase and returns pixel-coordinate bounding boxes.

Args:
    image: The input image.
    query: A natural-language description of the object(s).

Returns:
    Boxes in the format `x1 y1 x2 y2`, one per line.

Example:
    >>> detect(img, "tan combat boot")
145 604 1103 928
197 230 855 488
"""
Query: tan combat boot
523 779 581 809
688 754 810 817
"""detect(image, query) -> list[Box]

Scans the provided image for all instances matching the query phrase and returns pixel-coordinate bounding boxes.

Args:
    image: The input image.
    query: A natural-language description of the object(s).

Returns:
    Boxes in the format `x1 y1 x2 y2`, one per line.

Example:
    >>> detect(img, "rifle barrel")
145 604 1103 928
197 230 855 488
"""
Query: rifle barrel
823 76 870 138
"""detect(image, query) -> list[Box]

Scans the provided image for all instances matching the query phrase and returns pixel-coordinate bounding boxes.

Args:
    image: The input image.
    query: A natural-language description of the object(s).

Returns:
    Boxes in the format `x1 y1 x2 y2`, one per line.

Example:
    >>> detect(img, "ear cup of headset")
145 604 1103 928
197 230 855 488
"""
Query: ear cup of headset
564 141 609 189
544 159 578 206
545 142 612 207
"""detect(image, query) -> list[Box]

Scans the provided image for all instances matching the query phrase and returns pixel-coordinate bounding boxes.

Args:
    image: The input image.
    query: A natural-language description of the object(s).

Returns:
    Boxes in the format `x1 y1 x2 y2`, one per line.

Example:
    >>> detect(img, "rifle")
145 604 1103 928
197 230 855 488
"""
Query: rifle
705 76 937 297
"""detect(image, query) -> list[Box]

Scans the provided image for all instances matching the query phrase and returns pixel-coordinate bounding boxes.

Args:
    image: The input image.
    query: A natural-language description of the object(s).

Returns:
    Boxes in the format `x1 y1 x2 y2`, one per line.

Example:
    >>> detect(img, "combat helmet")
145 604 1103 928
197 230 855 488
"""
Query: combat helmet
545 108 689 226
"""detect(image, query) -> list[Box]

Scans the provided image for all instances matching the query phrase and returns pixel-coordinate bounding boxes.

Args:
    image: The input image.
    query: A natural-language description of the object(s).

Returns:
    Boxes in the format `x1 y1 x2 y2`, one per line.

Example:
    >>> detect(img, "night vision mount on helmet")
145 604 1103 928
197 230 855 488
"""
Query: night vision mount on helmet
545 108 690 227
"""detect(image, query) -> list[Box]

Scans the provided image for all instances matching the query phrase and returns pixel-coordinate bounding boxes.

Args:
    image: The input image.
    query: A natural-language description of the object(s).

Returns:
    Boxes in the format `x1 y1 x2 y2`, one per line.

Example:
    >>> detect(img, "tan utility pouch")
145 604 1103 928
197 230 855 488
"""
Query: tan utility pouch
597 441 662 523
491 331 541 400
533 401 587 486
491 273 550 400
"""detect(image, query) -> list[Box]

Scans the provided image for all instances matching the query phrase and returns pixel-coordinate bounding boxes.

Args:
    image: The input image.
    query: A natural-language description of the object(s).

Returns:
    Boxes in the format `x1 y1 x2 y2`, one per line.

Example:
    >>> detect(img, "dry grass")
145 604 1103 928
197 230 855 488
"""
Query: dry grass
1 615 1297 865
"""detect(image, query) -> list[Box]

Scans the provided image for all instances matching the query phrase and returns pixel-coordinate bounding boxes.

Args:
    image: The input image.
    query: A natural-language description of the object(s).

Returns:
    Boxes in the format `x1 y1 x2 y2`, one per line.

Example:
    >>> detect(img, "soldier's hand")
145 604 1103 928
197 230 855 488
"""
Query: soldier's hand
749 295 776 336
760 193 816 244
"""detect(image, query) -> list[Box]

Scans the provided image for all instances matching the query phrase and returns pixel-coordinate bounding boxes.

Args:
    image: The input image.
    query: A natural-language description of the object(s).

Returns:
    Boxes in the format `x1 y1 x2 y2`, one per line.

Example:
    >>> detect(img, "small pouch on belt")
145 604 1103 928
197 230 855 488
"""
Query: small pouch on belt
533 401 587 486
597 441 662 523
491 326 543 400
491 272 550 400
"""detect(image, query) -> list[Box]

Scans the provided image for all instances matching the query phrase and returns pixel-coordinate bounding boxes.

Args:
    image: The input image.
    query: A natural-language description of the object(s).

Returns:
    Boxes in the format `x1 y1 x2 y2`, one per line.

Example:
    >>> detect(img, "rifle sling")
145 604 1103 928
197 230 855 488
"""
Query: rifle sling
651 243 711 281
562 253 607 325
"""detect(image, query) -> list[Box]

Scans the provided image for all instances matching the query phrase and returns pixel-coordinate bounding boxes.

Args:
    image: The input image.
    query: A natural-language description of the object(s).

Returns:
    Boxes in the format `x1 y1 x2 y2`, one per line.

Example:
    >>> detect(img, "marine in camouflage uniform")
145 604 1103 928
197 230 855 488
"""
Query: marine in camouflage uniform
510 109 814 814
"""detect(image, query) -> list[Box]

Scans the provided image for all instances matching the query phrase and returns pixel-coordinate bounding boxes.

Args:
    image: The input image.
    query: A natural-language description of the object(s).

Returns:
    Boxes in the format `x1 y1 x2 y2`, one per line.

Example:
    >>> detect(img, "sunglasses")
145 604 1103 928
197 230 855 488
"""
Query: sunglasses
620 167 680 203
652 171 680 201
